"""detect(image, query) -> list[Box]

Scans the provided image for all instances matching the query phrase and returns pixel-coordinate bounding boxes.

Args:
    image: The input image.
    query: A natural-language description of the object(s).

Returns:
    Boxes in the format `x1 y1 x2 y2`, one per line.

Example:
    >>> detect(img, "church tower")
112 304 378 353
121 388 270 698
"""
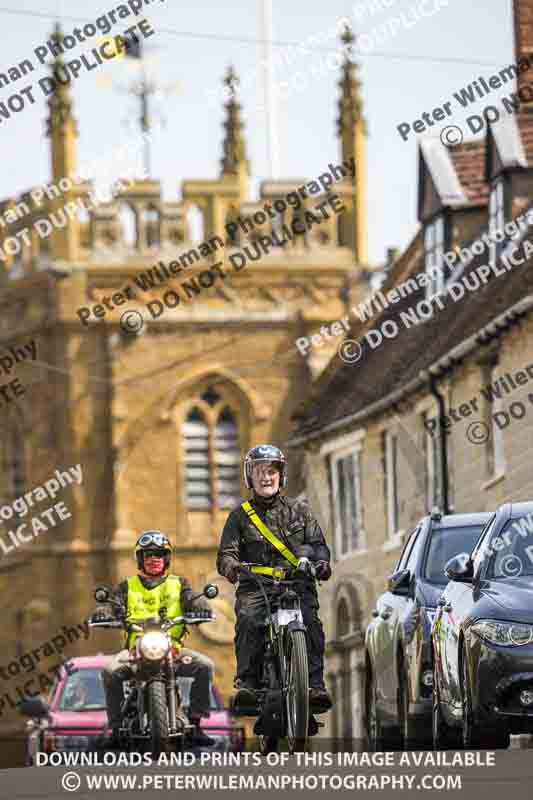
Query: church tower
337 25 368 264
46 23 80 261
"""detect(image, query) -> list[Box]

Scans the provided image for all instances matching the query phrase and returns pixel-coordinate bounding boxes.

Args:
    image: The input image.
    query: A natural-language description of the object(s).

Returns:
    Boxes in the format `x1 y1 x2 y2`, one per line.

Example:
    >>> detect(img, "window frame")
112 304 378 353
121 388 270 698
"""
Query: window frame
422 412 442 512
471 514 498 577
396 525 421 571
481 360 506 479
181 388 241 513
330 443 365 560
488 178 505 268
424 214 446 299
383 430 400 541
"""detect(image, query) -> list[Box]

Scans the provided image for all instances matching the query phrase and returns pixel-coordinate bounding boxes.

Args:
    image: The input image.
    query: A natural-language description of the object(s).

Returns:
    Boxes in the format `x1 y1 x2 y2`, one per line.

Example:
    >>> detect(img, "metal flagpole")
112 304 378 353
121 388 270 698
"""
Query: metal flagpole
261 0 280 178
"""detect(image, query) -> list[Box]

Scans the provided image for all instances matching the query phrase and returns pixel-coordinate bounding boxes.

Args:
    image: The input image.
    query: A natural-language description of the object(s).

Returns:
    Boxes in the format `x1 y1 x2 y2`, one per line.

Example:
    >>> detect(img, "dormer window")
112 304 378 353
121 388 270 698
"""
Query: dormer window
488 178 505 267
424 215 445 298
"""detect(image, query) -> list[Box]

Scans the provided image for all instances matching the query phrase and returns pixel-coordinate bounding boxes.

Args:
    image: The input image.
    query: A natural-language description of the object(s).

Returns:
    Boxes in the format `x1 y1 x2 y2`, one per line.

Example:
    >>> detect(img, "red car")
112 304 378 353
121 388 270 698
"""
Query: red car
21 655 243 763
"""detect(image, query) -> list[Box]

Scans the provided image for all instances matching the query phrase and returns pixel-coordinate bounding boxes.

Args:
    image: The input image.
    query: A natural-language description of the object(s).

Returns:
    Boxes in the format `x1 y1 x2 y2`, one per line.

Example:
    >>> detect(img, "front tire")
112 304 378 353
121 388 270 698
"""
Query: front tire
148 680 170 758
432 658 462 750
398 660 430 750
461 656 509 750
285 630 309 754
365 669 383 751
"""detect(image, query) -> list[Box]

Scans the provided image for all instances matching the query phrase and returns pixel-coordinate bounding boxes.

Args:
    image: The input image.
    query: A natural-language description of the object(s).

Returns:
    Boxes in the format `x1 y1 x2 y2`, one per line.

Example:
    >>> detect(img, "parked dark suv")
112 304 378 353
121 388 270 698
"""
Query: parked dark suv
364 510 491 750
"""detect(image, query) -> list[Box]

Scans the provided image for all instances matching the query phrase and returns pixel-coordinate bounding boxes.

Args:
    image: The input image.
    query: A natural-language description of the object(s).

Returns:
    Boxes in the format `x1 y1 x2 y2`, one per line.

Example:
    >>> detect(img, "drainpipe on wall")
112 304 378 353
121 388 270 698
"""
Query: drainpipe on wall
428 375 451 515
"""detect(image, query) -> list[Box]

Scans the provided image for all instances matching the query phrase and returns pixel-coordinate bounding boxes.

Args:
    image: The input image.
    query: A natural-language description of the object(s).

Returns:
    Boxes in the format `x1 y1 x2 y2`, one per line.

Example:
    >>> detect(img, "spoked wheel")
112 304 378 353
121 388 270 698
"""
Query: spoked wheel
285 630 309 754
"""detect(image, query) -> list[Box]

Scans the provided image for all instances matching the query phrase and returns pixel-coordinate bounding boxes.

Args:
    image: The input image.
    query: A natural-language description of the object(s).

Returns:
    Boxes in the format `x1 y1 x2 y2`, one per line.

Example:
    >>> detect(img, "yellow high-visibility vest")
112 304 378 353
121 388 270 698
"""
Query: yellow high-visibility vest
126 575 184 649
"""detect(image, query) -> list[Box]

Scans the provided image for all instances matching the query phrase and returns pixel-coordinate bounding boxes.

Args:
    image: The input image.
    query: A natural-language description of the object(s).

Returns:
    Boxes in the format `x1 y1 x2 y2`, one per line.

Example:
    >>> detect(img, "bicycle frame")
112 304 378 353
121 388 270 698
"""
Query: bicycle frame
238 565 310 728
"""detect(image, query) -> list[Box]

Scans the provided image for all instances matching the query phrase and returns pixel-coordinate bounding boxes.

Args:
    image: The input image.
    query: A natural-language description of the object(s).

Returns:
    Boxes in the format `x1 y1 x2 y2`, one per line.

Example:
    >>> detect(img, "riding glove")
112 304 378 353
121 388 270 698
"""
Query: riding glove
315 561 332 581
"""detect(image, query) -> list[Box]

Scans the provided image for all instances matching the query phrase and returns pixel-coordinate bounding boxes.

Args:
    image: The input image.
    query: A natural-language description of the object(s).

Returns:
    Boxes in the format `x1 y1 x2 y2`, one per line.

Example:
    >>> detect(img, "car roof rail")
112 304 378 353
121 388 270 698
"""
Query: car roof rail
430 506 442 522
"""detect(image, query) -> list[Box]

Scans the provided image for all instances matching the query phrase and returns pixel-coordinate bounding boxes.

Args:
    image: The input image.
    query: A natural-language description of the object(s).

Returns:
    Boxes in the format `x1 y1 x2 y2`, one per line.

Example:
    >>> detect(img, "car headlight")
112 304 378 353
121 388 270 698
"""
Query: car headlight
139 631 170 660
471 619 533 647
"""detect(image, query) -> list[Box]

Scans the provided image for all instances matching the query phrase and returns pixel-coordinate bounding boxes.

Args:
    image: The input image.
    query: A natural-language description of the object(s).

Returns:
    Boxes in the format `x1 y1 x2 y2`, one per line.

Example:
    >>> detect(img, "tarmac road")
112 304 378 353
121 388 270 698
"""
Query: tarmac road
1 749 533 800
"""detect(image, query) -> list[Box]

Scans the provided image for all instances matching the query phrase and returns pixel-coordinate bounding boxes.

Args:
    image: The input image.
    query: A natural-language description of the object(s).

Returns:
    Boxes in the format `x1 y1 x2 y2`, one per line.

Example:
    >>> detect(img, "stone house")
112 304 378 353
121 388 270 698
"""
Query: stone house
289 0 533 747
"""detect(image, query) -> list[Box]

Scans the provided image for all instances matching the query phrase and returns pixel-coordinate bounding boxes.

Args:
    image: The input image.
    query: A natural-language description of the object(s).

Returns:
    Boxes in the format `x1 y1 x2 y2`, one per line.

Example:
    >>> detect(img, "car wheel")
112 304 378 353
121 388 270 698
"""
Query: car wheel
432 661 462 750
461 656 509 750
398 659 431 751
365 669 383 751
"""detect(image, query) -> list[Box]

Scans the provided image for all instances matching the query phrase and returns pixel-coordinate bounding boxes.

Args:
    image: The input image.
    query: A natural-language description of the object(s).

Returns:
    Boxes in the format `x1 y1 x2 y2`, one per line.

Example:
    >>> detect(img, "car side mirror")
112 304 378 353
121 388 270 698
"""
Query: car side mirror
95 586 110 603
203 584 219 600
445 555 474 582
18 696 50 719
387 569 411 596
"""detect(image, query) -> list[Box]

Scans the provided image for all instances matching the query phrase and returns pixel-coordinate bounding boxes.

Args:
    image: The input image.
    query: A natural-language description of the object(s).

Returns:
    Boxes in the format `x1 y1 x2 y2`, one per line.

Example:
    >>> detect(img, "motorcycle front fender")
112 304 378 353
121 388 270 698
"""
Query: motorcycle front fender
287 619 306 634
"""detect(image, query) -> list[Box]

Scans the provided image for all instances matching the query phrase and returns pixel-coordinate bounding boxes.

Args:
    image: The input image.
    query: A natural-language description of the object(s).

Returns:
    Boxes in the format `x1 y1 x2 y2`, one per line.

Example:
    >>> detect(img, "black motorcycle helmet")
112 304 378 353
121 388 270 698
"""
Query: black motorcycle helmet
134 531 172 572
243 444 287 489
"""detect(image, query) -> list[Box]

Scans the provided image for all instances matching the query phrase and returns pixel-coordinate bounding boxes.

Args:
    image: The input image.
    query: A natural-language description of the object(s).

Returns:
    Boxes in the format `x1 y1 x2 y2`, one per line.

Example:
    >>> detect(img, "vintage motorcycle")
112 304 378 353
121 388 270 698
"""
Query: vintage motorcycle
89 583 218 757
233 560 323 755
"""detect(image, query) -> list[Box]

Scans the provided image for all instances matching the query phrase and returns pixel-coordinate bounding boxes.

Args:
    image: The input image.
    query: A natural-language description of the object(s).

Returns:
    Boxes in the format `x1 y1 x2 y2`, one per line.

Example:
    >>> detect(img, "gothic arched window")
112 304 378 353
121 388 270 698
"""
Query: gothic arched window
336 596 351 638
182 387 241 511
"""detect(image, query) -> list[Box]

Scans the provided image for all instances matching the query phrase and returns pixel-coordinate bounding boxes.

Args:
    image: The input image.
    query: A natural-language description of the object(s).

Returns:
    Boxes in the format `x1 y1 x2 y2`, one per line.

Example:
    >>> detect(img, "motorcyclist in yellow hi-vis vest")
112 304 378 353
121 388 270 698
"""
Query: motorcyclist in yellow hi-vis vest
95 531 215 747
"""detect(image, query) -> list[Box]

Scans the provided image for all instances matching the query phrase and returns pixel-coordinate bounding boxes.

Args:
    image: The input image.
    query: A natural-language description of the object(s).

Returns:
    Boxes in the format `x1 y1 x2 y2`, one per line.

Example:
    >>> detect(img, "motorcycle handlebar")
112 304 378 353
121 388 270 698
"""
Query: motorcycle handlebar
238 560 317 580
88 614 215 631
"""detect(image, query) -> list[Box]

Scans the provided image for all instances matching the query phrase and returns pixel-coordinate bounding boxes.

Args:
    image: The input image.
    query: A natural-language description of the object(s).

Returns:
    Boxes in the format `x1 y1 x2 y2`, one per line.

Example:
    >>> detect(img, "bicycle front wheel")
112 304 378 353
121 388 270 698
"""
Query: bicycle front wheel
285 629 309 754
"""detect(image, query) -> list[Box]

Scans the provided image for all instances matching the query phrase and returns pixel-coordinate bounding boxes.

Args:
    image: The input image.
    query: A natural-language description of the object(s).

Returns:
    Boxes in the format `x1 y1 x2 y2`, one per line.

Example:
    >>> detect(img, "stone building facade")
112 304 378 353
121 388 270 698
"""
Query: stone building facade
289 0 533 747
0 24 371 741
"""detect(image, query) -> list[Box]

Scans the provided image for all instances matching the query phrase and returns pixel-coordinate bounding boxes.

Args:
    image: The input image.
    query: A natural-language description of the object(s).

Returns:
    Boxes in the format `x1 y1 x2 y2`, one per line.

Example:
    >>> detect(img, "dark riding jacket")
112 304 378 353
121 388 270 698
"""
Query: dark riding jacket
217 493 330 592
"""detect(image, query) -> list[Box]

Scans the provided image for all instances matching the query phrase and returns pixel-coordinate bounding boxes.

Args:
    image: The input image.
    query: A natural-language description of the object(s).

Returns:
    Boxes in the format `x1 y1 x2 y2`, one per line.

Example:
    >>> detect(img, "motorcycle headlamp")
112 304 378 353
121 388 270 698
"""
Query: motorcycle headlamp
139 631 170 660
471 619 533 647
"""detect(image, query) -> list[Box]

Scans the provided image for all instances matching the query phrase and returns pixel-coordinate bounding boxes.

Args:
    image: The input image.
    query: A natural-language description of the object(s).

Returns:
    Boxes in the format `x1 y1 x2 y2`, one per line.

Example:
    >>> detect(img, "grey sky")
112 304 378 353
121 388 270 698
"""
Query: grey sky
0 0 514 264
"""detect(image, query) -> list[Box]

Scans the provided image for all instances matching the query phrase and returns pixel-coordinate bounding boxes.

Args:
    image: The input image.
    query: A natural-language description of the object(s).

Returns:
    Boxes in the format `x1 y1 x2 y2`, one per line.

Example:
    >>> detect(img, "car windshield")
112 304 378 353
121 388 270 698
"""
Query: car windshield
487 516 533 579
424 525 485 585
58 668 107 711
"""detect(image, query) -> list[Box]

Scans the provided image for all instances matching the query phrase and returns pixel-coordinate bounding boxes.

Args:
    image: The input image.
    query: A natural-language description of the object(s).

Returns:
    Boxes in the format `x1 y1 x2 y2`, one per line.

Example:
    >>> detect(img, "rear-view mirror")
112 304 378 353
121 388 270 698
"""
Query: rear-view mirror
94 586 110 603
445 554 474 582
204 584 219 600
387 569 411 596
18 696 50 719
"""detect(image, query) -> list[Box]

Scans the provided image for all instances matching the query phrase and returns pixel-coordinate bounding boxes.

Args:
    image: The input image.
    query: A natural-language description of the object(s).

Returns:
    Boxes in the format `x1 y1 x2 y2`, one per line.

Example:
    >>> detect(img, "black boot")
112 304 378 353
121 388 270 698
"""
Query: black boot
99 728 121 749
309 687 333 713
190 718 215 747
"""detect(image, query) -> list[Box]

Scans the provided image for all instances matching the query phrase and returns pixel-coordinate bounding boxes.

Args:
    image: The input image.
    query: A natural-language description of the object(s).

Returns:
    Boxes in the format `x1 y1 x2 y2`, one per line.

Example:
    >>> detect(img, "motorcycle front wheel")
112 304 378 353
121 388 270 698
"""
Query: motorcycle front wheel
285 630 309 754
148 680 170 758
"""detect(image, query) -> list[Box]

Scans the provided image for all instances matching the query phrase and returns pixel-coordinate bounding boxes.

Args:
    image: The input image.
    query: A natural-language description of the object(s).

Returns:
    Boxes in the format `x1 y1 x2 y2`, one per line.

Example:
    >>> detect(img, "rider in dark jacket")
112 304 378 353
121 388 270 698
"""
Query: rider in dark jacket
217 445 333 712
94 531 214 747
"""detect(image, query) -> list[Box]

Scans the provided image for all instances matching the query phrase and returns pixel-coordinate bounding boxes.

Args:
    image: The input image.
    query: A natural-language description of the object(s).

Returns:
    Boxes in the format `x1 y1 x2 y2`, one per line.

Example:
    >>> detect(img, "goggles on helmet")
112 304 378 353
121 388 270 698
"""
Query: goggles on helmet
138 532 171 550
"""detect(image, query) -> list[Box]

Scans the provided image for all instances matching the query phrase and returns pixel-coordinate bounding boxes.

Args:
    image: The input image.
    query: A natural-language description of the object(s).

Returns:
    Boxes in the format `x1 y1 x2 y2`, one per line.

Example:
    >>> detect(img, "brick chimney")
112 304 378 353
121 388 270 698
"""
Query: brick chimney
514 0 533 94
